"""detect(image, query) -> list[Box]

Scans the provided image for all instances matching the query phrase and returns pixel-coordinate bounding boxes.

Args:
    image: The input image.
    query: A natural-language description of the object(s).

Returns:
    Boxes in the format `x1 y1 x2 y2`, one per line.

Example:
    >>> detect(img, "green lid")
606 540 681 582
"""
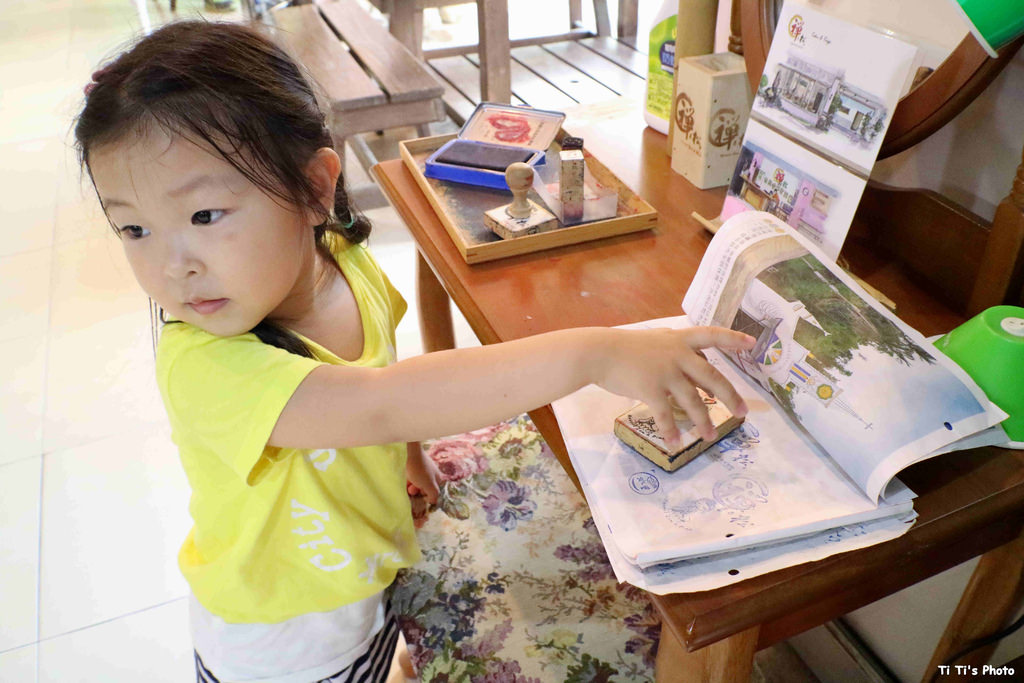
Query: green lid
935 305 1024 441
948 0 1024 57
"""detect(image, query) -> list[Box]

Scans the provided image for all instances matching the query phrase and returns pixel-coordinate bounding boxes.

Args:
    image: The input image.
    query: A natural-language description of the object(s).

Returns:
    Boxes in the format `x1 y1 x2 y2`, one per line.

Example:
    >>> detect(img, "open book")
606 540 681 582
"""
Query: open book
551 211 1007 592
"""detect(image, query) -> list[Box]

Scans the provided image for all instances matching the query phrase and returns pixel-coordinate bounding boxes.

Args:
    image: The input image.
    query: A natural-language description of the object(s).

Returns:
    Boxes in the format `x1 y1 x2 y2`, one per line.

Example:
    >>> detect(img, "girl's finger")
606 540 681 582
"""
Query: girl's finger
422 484 439 506
679 354 748 418
647 396 682 448
682 327 756 351
410 494 427 520
668 380 716 441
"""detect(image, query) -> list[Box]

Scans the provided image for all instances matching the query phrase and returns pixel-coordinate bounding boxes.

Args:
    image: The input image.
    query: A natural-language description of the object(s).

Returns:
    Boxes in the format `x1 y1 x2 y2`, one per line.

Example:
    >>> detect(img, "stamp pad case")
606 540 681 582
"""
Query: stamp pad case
424 102 565 190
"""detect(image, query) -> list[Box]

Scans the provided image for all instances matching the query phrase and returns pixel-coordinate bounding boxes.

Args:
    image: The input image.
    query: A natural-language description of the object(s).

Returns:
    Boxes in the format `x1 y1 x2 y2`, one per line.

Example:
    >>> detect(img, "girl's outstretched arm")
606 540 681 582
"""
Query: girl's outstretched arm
268 326 755 450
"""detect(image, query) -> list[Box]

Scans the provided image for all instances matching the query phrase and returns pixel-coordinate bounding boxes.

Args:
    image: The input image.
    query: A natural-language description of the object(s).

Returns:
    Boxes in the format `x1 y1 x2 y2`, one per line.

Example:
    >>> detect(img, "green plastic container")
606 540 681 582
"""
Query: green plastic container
948 0 1024 57
934 305 1024 442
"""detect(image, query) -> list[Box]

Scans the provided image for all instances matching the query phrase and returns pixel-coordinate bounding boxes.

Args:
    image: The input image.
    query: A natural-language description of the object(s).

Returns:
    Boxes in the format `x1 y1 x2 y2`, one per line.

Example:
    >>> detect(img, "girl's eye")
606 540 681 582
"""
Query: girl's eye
192 209 225 225
119 225 150 240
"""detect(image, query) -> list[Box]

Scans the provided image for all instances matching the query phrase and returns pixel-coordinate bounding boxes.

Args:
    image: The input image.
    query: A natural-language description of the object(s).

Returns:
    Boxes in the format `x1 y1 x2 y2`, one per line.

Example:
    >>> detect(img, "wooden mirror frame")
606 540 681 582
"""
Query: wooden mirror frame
738 0 1024 158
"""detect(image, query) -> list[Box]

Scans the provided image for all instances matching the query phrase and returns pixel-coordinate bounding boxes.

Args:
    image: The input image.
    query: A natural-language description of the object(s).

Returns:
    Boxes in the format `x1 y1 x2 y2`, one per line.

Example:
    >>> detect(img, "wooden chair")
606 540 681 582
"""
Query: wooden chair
264 0 446 205
365 0 629 54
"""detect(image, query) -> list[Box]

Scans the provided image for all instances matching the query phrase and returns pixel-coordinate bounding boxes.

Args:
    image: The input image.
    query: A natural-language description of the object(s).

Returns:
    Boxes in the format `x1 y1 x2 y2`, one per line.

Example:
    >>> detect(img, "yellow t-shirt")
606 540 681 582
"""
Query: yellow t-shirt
155 237 420 624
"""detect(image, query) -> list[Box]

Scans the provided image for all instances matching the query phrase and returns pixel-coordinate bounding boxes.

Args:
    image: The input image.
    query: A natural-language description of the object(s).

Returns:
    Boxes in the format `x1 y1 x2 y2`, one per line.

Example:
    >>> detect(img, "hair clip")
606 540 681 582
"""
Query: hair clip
324 212 355 230
330 210 355 230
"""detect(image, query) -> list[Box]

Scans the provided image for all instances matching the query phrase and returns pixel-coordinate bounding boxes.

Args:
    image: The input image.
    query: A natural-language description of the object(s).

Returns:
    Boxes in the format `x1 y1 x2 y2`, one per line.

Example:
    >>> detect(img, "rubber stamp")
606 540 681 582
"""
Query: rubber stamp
484 162 559 239
559 146 585 224
614 390 744 472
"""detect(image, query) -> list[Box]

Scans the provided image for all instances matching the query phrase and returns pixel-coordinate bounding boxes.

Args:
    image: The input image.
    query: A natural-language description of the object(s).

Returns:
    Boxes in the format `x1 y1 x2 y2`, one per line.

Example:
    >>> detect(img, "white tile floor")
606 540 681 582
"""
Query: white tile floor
0 0 484 680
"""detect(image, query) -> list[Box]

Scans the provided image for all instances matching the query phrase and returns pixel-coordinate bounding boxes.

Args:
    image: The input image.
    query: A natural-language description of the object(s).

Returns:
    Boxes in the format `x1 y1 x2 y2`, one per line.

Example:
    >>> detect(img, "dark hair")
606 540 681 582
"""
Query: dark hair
74 20 371 358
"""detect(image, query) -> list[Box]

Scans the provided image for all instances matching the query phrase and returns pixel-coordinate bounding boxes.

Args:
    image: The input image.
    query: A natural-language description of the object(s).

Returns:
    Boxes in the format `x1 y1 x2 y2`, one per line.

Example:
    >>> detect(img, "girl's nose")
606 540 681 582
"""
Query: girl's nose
163 237 203 279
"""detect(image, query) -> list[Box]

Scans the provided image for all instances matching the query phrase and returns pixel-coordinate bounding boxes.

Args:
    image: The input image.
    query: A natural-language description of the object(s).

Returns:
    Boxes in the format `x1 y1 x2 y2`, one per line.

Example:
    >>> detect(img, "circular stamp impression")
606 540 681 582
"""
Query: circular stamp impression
629 471 660 495
712 475 769 510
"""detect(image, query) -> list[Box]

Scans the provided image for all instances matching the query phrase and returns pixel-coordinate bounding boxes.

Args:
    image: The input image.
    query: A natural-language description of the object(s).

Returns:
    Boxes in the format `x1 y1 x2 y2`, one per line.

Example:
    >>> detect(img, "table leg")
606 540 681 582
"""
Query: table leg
922 532 1024 683
655 626 759 683
416 251 456 352
527 405 580 493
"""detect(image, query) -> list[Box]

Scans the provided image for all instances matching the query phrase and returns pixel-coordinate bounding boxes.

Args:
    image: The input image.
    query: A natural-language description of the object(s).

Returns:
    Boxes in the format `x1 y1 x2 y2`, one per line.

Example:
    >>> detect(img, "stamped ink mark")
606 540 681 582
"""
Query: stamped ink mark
629 471 660 495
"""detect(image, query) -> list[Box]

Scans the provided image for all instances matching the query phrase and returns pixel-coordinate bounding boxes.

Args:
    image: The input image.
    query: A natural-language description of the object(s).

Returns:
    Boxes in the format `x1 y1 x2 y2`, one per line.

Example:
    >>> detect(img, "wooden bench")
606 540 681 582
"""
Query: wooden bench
267 0 446 192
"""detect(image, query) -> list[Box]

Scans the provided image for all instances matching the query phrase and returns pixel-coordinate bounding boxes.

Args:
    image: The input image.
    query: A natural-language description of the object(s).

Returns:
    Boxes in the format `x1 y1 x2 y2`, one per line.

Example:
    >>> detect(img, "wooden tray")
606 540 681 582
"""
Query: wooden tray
398 132 657 264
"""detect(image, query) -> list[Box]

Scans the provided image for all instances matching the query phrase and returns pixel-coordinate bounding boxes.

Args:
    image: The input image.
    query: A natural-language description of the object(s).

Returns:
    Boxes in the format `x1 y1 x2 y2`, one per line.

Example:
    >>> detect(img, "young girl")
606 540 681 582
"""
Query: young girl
75 20 753 683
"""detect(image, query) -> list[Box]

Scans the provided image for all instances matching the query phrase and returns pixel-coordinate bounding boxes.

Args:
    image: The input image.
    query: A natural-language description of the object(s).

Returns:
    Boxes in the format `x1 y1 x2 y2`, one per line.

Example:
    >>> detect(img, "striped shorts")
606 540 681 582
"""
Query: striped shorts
194 604 400 683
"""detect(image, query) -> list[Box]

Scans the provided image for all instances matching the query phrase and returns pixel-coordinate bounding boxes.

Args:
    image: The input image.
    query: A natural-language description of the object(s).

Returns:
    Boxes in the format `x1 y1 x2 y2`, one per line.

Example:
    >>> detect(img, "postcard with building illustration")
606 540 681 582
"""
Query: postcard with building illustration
722 119 865 259
750 2 917 177
682 211 1007 502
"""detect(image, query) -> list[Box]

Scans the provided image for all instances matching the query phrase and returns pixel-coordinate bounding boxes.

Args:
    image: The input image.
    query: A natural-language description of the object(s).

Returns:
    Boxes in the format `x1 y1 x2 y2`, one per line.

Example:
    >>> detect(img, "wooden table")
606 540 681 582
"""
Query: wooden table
371 99 1024 683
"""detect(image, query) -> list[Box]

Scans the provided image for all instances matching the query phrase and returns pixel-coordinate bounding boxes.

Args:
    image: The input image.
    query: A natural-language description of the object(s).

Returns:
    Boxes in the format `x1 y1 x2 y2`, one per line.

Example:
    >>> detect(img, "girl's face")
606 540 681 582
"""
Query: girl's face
90 129 326 337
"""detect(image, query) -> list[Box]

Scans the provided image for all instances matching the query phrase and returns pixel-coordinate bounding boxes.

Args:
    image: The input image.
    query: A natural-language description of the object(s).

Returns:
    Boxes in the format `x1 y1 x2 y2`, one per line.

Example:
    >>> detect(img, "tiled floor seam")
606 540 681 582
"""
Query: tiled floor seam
28 596 189 651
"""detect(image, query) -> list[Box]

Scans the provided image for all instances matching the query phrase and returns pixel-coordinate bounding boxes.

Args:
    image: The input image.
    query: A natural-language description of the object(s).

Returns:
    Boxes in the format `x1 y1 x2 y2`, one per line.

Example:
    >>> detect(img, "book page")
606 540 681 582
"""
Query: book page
554 330 915 566
681 211 1006 502
720 2 918 260
584 466 916 595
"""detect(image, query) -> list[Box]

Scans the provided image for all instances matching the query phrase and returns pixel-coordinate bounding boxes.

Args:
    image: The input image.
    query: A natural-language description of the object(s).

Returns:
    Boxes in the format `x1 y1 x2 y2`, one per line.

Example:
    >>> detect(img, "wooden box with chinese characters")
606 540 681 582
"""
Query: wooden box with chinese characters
670 52 751 189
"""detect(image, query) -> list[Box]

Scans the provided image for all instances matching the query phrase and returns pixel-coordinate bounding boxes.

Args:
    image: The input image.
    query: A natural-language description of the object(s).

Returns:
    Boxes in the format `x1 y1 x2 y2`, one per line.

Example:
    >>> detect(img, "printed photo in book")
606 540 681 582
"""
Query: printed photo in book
549 212 1007 593
721 119 865 259
750 2 917 177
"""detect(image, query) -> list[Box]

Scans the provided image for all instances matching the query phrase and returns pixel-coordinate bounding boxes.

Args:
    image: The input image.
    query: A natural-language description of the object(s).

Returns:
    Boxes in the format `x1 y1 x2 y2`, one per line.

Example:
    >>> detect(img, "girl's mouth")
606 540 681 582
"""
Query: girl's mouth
188 298 229 315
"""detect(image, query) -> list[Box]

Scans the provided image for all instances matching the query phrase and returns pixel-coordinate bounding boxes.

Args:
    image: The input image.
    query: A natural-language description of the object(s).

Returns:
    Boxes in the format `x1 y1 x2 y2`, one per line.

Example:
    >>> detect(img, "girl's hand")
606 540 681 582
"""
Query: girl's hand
407 442 440 529
406 442 440 505
592 326 755 447
408 487 429 528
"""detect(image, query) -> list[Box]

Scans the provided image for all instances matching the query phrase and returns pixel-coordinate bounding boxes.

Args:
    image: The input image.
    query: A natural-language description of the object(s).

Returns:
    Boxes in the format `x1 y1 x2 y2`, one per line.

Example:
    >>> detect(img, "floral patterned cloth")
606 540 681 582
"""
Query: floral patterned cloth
391 416 660 682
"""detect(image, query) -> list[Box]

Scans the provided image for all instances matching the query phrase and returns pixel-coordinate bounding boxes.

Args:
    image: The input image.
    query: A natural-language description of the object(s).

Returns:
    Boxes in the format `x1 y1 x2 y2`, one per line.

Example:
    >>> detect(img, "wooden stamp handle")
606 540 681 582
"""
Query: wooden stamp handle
505 162 534 219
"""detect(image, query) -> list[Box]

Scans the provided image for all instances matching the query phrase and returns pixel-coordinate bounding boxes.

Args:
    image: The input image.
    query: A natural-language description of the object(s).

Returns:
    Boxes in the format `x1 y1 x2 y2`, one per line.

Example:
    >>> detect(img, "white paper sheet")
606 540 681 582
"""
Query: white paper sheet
722 119 867 260
585 482 917 594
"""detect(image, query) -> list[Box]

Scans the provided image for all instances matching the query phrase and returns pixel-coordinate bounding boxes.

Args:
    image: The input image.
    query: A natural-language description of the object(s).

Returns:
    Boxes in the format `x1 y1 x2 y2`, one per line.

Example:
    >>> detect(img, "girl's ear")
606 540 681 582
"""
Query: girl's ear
305 147 342 218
